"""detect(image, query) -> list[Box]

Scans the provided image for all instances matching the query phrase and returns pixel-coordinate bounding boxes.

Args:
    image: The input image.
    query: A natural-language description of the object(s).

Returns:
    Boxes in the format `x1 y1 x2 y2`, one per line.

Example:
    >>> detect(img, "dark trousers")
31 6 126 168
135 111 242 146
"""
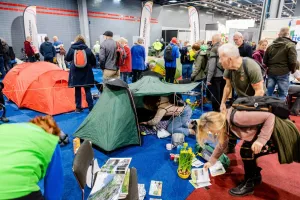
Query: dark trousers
14 191 44 200
0 56 5 78
1 106 6 118
95 54 100 68
75 87 94 111
132 70 143 83
28 56 36 63
165 67 176 83
44 57 53 63
209 77 226 112
240 137 277 179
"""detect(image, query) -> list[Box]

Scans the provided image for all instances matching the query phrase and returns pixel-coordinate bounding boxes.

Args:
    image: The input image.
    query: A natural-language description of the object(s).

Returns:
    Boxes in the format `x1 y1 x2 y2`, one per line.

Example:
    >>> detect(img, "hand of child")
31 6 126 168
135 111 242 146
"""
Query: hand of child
203 162 212 171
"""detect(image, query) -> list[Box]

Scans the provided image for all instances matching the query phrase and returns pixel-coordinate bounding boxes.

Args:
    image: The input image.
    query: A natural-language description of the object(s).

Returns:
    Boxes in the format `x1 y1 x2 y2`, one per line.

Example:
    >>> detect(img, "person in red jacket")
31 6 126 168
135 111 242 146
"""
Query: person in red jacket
252 39 268 78
24 36 36 62
119 37 132 83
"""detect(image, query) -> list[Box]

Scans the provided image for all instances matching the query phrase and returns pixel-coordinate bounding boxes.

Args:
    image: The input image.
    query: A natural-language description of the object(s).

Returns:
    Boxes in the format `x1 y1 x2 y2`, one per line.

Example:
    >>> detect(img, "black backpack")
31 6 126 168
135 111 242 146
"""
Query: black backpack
165 45 173 62
231 96 290 120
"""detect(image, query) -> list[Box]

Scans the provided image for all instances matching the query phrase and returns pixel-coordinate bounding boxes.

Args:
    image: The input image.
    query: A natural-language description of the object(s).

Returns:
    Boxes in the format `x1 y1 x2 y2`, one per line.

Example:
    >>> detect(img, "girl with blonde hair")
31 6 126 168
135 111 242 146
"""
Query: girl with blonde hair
197 107 300 196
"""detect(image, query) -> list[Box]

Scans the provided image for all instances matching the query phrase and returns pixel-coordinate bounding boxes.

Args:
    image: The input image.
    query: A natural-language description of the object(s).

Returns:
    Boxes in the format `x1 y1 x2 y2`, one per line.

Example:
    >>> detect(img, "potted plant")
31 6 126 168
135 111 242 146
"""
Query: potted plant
177 143 194 179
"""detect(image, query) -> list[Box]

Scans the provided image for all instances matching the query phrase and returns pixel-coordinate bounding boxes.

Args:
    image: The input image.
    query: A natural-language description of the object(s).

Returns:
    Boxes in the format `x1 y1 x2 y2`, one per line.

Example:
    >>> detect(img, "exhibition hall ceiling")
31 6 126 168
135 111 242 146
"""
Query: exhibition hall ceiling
148 0 297 20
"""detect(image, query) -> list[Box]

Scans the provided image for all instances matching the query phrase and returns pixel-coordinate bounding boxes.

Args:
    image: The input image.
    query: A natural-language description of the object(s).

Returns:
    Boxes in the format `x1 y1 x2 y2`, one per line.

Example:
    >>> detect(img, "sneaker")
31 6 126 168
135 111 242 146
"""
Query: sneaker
0 117 9 123
75 108 83 113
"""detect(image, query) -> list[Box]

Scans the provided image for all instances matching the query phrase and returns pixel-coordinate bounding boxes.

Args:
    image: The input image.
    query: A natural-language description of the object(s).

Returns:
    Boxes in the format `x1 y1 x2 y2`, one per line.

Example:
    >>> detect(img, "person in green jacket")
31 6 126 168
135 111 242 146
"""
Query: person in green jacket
0 115 64 200
191 44 208 101
152 39 163 57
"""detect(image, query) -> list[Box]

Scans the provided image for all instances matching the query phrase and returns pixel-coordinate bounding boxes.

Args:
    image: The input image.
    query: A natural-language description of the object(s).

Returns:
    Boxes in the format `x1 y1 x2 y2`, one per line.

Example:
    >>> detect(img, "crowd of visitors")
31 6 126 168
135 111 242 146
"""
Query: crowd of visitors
1 24 300 199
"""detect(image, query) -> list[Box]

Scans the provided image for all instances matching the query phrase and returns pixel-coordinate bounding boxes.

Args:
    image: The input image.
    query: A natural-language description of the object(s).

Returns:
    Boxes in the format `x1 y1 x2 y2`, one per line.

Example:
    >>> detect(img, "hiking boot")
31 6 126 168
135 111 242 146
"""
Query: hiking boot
0 117 9 123
75 108 83 113
229 178 254 197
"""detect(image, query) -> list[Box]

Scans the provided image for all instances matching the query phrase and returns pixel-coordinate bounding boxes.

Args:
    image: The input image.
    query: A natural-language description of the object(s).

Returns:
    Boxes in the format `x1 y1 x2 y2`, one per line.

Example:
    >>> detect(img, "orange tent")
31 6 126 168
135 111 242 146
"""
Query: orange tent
3 62 88 115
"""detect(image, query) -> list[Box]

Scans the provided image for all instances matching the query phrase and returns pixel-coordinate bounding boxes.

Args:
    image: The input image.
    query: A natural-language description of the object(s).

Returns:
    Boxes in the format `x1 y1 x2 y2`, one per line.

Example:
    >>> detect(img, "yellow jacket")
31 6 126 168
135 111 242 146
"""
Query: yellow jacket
153 41 163 51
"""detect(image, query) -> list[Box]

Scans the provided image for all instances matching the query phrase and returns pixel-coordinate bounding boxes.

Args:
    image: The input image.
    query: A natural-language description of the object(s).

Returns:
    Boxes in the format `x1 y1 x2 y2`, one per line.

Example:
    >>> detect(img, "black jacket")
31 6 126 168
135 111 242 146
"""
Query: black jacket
238 42 253 58
65 41 96 88
39 42 56 60
0 39 3 56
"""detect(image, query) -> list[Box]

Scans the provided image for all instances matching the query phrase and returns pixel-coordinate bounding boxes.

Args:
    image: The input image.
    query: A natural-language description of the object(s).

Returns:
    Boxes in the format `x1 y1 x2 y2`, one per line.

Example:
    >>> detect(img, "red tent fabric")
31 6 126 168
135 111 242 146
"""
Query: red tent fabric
3 62 88 115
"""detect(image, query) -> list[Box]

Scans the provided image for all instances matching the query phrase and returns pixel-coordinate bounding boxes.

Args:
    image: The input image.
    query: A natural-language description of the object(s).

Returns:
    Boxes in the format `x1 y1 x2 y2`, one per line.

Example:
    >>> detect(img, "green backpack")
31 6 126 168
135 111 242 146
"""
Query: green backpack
195 143 230 169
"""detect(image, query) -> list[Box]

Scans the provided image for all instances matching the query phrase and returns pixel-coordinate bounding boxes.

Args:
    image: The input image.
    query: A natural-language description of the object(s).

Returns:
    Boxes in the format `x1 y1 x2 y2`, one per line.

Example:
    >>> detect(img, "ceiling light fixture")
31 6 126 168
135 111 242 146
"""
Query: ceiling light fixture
203 3 208 6
232 11 234 14
246 7 248 10
214 6 217 9
169 0 177 2
228 0 232 4
224 10 227 12
252 9 255 12
237 4 241 7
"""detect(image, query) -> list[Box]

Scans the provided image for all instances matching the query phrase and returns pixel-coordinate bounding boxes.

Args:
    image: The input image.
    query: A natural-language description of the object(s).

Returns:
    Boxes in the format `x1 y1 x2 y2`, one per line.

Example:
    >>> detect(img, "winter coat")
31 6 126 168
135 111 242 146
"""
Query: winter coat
180 46 193 65
100 39 117 71
252 49 266 69
264 37 297 76
191 51 208 81
39 42 56 60
2 43 9 61
131 44 146 71
120 45 132 73
238 42 253 58
24 41 34 57
206 42 223 83
65 41 96 88
164 43 179 68
0 39 3 56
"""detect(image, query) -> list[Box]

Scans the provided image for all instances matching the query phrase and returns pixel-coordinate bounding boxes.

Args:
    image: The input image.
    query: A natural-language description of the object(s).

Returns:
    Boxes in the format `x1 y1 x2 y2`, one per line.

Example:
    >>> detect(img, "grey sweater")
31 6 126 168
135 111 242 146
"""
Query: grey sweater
100 39 117 71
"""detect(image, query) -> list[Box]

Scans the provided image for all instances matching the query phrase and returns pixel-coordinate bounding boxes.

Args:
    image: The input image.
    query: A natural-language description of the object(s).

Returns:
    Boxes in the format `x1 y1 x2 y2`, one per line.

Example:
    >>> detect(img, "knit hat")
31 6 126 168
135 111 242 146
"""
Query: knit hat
171 37 177 44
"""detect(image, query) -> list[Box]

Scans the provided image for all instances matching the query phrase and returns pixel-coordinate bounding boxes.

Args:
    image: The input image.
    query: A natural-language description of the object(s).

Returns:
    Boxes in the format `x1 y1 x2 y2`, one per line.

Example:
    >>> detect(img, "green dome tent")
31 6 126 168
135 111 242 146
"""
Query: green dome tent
74 73 200 152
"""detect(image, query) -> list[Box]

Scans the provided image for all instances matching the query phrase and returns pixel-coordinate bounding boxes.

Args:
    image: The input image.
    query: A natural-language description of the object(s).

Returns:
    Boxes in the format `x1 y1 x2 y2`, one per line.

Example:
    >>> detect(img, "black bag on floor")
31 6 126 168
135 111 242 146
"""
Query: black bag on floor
232 96 290 119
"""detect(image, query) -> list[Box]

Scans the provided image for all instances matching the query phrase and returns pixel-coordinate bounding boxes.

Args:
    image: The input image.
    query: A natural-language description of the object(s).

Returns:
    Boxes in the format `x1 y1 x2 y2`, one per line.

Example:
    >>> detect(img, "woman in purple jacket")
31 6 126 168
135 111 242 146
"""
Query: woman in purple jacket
252 40 268 73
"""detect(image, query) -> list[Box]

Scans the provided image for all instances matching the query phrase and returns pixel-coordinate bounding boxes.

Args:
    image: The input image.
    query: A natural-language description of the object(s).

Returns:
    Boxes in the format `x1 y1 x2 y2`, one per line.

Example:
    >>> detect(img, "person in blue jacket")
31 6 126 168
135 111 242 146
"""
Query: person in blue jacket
39 37 56 63
131 37 146 82
164 37 180 83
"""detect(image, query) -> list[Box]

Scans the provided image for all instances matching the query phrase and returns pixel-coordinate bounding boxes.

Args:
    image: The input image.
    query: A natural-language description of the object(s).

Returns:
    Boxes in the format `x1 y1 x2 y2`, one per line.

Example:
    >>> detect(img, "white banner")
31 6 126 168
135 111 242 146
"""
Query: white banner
139 1 153 57
188 6 200 45
24 6 39 53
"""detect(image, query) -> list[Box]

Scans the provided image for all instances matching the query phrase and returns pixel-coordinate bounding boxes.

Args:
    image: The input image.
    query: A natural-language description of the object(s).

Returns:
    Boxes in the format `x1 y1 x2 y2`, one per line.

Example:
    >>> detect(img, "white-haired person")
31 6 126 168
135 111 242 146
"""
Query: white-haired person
197 110 300 197
219 43 265 153
233 32 253 58
131 37 146 82
53 36 67 70
118 37 132 83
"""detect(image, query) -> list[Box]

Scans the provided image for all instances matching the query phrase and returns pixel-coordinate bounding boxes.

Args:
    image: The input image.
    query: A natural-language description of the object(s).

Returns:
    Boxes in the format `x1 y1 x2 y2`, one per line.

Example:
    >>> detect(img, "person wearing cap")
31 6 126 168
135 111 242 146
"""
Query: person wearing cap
100 31 119 80
164 37 180 83
131 37 146 82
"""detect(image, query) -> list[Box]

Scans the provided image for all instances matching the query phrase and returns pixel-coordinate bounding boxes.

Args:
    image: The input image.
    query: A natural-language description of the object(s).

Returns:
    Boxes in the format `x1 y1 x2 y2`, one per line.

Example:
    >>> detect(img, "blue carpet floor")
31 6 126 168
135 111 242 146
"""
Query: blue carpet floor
1 69 213 200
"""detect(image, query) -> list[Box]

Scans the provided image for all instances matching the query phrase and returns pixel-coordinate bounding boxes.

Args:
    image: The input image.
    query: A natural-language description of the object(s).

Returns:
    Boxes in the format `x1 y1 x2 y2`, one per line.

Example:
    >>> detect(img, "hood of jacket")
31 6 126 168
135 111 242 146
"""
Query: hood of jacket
272 37 297 48
24 40 30 45
71 41 88 50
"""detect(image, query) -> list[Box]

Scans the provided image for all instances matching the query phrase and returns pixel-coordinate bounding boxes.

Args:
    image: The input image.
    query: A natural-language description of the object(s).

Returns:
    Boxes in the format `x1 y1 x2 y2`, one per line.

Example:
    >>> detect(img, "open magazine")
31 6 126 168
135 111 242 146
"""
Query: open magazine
88 158 132 200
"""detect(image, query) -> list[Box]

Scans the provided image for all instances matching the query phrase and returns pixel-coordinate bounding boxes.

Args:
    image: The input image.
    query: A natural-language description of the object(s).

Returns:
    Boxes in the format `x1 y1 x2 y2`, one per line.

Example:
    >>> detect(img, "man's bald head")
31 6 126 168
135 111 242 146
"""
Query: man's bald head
279 27 290 38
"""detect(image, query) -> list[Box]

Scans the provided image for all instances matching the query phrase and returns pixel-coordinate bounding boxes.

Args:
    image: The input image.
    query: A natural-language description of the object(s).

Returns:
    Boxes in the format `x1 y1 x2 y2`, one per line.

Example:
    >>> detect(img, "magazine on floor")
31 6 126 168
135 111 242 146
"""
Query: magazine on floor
88 158 132 200
209 161 226 177
190 168 211 188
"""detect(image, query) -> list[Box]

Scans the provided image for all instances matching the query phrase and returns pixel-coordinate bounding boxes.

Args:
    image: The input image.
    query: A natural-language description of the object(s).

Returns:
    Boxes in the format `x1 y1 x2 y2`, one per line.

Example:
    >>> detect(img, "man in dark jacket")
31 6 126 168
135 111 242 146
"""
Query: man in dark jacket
0 82 9 122
264 27 297 100
24 36 36 63
164 37 180 83
180 41 193 79
233 32 253 58
39 37 56 63
206 34 226 112
0 39 5 78
100 31 119 81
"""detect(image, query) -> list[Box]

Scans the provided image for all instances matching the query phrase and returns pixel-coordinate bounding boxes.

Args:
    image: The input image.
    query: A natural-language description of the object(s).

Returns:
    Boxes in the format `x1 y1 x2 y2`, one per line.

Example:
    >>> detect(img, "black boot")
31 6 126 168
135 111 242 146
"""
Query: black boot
229 178 255 197
253 167 262 185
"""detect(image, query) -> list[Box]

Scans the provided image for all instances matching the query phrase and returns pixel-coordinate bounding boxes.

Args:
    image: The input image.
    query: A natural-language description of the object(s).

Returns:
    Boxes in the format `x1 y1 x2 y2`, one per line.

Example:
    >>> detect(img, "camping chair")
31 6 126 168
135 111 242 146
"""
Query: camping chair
72 140 94 200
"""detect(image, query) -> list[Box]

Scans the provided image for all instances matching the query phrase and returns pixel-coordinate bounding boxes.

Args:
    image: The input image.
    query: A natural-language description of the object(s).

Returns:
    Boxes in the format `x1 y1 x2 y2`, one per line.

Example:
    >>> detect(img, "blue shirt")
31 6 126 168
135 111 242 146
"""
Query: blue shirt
131 44 146 70
53 41 63 54
164 43 180 68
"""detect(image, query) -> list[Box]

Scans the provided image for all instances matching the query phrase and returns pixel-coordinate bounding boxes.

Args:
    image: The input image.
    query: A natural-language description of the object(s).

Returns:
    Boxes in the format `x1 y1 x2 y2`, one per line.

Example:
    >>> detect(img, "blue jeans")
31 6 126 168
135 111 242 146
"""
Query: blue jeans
182 64 193 79
121 72 129 83
75 87 94 111
167 105 192 136
0 56 5 78
193 79 205 101
267 73 289 100
95 54 100 68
